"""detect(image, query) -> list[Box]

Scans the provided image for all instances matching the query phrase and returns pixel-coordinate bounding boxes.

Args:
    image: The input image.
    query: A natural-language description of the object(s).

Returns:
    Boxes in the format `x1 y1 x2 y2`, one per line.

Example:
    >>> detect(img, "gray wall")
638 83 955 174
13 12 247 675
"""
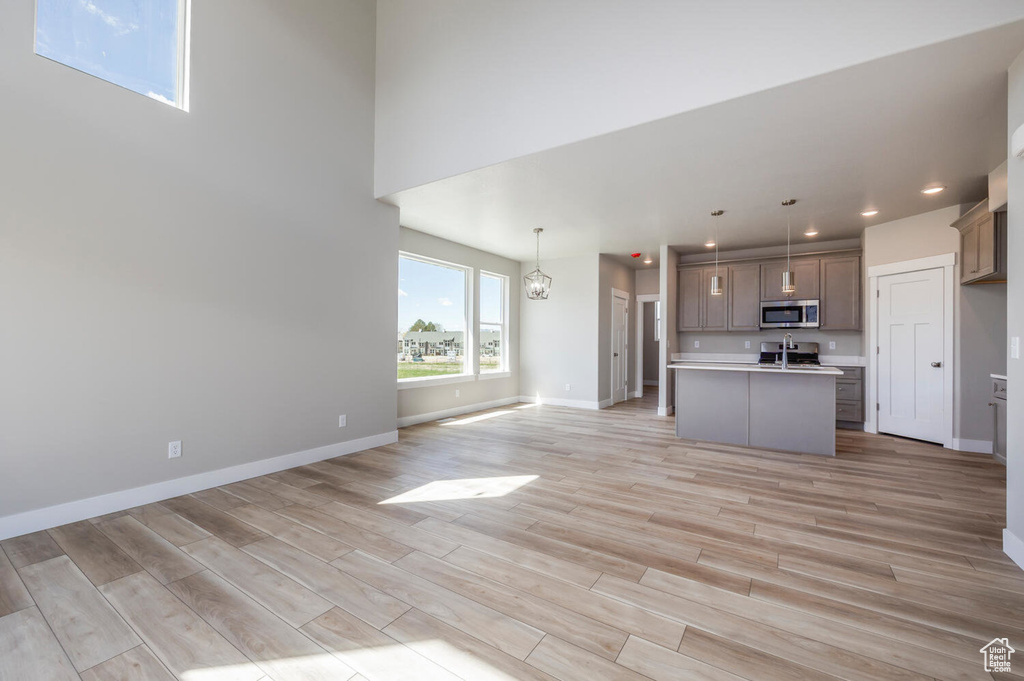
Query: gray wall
1006 52 1024 560
643 302 660 383
0 0 398 517
636 268 660 296
598 255 637 401
520 255 600 405
397 228 520 422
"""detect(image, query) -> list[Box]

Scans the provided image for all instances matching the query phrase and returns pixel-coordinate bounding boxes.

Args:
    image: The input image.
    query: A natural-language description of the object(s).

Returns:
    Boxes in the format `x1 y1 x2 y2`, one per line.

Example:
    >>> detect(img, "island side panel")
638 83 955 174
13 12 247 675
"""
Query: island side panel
675 369 750 446
748 372 837 456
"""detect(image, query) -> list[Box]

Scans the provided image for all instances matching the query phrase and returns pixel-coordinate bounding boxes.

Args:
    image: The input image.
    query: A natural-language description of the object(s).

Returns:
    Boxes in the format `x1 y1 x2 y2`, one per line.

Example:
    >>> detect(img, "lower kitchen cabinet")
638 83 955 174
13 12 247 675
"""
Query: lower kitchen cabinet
835 366 864 427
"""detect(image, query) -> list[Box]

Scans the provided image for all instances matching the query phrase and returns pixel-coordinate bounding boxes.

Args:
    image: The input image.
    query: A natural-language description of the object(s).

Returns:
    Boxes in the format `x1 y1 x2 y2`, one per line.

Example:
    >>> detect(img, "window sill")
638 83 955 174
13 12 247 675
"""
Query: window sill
478 371 512 380
398 374 476 390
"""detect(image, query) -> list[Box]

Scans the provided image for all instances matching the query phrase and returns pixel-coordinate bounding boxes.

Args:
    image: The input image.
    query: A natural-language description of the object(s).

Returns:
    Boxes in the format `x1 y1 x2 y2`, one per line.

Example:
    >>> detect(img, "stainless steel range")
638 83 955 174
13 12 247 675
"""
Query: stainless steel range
758 341 821 367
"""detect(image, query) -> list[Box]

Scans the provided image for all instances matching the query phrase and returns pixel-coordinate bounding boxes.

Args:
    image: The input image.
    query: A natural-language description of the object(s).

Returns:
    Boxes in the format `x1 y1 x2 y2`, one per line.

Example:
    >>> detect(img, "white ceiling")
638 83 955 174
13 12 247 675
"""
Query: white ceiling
381 21 1024 267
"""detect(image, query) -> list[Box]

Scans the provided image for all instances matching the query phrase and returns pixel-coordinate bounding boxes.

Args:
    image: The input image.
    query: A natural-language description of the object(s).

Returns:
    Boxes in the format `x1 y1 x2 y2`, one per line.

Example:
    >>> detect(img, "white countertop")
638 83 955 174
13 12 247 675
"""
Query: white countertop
991 374 1008 381
669 362 844 376
671 352 866 367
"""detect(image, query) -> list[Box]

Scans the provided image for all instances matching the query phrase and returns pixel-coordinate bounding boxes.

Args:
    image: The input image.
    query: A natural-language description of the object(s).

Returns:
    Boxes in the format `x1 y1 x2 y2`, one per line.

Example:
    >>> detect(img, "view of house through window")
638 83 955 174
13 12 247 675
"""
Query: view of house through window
480 272 507 373
398 254 469 380
35 0 190 109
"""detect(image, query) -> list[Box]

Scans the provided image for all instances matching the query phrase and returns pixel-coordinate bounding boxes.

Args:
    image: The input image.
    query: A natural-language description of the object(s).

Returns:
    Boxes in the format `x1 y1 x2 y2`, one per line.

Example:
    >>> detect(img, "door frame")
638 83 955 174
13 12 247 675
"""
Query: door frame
634 293 661 399
866 253 955 449
610 288 630 405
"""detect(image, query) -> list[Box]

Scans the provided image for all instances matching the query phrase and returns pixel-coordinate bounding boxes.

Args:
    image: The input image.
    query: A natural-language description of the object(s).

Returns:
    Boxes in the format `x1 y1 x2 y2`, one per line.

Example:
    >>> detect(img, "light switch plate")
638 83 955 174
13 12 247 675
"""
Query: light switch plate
1012 336 1021 360
339 415 346 427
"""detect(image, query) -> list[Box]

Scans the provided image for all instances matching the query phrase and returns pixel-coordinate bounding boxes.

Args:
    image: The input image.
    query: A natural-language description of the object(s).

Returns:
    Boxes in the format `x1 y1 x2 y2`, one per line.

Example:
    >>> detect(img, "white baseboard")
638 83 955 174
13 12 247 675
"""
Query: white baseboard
628 390 642 399
0 430 398 542
518 395 602 410
1004 528 1024 572
398 397 520 428
598 398 613 409
952 438 993 454
658 406 674 416
643 380 659 386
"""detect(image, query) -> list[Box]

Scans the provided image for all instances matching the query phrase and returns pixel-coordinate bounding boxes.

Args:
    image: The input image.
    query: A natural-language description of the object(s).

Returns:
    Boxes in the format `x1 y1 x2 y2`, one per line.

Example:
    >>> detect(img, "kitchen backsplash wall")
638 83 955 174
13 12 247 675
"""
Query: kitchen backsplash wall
677 330 863 357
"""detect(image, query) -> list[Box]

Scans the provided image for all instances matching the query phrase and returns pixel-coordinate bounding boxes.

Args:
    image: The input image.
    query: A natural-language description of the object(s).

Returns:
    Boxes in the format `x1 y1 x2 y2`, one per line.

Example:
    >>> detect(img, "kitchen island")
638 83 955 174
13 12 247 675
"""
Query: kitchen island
670 362 843 456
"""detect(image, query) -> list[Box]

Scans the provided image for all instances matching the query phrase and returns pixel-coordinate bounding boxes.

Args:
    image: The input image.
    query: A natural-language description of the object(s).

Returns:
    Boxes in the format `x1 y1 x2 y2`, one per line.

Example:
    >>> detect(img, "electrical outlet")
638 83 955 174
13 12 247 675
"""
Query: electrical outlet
168 441 182 459
694 340 700 349
1012 336 1021 360
338 415 346 427
565 384 571 391
829 341 836 350
744 341 750 349
455 389 460 398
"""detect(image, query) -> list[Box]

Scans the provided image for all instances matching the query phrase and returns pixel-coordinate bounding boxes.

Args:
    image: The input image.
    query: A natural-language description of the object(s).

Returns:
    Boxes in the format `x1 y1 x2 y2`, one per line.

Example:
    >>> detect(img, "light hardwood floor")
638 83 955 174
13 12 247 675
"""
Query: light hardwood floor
2 391 1022 680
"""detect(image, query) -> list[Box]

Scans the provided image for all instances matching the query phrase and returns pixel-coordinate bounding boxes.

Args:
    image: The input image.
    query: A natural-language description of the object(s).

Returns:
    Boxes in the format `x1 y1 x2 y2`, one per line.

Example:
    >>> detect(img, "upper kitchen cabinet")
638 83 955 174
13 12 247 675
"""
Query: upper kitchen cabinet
761 258 820 301
954 200 1007 285
678 267 703 331
728 263 761 331
677 266 728 331
819 255 861 330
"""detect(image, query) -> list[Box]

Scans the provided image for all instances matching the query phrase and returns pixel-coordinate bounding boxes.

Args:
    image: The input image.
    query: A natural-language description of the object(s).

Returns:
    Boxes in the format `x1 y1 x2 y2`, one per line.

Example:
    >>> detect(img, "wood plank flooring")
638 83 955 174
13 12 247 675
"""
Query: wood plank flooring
1 390 1022 680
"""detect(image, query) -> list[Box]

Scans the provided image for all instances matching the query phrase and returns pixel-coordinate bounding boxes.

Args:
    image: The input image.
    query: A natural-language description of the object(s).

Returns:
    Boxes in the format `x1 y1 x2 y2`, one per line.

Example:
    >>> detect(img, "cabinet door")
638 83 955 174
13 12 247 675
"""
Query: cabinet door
976 212 996 279
728 264 761 330
961 222 979 283
760 258 820 300
702 267 728 330
677 268 703 331
820 256 861 330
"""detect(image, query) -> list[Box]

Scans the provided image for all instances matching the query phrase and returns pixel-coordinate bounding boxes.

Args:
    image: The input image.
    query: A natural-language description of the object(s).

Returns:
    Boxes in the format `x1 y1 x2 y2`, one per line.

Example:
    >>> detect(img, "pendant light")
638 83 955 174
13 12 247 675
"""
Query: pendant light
709 210 724 296
523 228 552 300
781 199 797 295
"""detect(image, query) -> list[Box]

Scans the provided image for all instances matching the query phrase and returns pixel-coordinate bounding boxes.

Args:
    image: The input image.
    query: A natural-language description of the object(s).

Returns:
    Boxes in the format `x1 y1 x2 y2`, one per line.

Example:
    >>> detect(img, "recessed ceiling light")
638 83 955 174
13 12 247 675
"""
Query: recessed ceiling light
643 257 653 265
921 186 946 195
804 229 819 237
705 240 716 248
861 210 879 217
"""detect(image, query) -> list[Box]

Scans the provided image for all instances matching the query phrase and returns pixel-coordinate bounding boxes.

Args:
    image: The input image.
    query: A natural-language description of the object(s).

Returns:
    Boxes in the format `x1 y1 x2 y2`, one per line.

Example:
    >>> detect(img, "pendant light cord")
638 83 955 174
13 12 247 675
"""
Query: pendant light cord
786 204 791 272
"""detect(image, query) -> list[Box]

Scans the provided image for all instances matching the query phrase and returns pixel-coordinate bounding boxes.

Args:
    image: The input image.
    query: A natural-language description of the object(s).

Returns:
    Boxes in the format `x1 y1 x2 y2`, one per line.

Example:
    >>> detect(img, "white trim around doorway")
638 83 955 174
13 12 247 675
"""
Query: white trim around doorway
866 252 956 449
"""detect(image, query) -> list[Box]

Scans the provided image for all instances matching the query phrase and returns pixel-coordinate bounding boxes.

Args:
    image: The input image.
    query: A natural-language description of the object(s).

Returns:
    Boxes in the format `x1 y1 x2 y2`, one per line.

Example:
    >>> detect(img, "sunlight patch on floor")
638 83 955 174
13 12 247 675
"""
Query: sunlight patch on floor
379 475 539 504
181 641 518 680
439 410 514 426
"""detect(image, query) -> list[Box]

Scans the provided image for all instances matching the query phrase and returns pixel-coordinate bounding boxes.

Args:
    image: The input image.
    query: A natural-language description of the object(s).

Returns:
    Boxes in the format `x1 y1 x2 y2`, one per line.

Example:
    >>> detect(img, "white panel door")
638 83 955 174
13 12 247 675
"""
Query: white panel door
877 268 946 444
612 294 628 404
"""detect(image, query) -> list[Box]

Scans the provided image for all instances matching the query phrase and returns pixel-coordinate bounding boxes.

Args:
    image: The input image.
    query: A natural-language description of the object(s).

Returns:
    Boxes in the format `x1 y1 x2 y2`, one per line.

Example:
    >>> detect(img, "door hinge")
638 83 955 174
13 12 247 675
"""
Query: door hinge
876 346 880 355
876 403 880 411
876 289 880 298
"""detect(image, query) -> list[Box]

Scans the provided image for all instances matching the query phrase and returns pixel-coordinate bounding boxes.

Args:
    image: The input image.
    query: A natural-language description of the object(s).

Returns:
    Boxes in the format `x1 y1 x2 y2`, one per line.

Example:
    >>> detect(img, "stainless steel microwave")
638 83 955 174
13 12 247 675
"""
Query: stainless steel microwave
760 299 820 329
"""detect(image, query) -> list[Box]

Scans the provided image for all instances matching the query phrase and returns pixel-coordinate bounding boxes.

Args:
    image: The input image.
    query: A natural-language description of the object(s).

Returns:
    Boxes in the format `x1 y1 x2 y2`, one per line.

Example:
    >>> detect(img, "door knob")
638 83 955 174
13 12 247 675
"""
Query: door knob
931 361 942 368
614 353 619 357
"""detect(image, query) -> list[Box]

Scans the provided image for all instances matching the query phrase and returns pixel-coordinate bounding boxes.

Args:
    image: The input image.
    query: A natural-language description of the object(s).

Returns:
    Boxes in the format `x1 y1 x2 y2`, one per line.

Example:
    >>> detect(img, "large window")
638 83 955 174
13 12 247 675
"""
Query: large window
479 272 508 373
398 254 470 381
35 0 191 109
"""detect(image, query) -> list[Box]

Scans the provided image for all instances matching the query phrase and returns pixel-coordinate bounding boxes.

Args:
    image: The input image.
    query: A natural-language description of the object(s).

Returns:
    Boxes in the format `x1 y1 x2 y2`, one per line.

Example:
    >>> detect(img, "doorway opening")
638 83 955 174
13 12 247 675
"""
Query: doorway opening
635 293 662 408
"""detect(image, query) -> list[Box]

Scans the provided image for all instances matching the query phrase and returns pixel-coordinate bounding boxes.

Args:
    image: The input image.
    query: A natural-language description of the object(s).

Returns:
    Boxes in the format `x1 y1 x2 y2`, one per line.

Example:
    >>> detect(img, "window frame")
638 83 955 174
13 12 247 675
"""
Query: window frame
34 0 192 110
478 270 510 375
397 252 473 387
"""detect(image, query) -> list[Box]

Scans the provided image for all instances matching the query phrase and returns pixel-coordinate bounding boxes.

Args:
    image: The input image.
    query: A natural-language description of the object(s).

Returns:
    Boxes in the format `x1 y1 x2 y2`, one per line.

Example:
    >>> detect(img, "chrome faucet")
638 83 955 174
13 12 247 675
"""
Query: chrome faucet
782 333 795 369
